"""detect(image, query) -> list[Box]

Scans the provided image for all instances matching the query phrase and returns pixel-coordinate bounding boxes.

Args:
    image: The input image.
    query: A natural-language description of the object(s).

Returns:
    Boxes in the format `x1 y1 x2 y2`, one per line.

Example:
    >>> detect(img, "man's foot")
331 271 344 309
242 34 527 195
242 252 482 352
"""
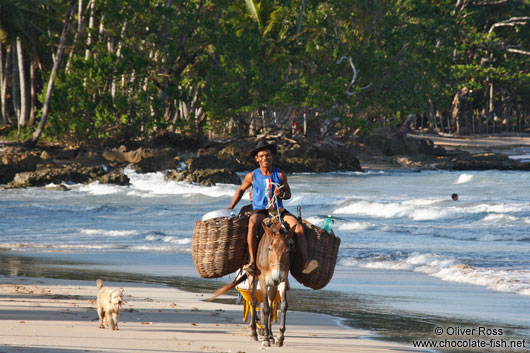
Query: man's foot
243 263 260 276
302 259 318 274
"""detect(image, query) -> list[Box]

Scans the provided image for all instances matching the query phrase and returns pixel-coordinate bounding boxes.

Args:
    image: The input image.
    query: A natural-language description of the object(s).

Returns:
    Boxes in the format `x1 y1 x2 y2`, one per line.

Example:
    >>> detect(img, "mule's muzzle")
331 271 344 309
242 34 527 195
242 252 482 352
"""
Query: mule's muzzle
270 267 285 285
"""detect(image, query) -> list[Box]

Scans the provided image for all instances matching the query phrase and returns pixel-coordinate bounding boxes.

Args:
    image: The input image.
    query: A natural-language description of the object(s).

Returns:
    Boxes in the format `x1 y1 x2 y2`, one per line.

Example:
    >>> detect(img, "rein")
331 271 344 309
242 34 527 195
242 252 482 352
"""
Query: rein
268 181 287 230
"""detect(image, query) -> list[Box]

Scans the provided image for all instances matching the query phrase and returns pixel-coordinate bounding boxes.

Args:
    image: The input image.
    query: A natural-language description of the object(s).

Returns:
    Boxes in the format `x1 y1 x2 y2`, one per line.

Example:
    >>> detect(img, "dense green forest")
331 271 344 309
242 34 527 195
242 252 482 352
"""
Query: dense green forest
0 0 529 145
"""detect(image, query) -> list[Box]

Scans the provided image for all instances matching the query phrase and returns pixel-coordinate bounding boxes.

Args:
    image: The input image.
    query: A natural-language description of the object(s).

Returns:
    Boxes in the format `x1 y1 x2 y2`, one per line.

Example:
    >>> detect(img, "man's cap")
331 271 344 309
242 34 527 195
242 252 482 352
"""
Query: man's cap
251 140 277 157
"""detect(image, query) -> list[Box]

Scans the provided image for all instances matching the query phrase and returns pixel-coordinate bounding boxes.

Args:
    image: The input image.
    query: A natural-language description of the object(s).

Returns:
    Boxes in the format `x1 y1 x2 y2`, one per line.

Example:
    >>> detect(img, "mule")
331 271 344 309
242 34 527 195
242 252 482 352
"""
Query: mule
248 219 294 347
209 219 295 347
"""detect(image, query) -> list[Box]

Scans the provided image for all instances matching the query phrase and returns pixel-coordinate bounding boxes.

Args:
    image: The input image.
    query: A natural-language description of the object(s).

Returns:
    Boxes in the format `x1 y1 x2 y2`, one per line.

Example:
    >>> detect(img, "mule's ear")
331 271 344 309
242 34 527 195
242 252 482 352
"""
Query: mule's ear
263 225 274 237
286 227 296 239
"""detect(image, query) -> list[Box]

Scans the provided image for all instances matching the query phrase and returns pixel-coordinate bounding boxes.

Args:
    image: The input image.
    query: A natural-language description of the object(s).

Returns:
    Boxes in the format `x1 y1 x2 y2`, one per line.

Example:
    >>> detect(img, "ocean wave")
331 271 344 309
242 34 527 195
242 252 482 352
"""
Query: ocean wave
339 252 530 296
144 234 191 245
0 241 192 253
470 203 522 214
481 213 519 223
0 242 117 250
456 173 474 184
76 182 126 195
332 196 524 223
129 245 192 253
125 168 237 198
334 200 451 221
337 221 375 231
81 229 139 237
287 193 343 208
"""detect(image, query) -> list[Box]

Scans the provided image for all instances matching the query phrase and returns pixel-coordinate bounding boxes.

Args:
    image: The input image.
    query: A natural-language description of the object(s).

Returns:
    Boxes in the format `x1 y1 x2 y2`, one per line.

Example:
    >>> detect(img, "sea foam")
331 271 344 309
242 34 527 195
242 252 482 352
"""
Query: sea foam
81 229 139 237
340 252 530 296
456 173 474 184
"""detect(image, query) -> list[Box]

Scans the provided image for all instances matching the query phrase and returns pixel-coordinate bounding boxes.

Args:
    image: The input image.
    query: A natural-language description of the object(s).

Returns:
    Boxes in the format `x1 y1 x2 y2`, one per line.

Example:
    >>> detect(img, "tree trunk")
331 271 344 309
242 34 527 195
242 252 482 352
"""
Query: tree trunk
12 46 20 129
16 37 28 130
0 41 7 124
28 58 37 128
26 0 77 147
489 81 495 133
1 45 11 124
66 0 84 73
295 0 307 40
450 92 460 135
85 0 95 60
428 99 437 131
111 21 127 99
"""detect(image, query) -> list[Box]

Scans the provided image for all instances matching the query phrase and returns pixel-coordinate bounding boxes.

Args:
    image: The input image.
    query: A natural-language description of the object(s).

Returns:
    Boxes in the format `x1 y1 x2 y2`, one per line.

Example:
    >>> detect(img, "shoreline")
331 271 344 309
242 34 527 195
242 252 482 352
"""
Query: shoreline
3 251 530 353
0 274 428 353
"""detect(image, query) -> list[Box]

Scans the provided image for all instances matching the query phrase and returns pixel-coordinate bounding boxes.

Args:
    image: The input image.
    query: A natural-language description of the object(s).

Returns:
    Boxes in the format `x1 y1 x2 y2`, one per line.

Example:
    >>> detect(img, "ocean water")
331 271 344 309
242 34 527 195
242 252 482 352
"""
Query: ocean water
2 167 530 343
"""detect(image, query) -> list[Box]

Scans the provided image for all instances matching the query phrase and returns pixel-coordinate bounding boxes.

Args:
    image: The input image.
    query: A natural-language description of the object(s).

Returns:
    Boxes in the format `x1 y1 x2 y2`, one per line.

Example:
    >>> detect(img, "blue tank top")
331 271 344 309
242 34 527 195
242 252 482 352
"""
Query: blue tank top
252 168 284 210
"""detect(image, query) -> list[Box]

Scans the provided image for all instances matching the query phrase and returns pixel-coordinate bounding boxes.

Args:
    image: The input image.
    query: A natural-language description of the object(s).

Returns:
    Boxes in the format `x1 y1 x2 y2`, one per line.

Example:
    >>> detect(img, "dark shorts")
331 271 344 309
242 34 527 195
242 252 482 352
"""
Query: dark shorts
251 207 292 218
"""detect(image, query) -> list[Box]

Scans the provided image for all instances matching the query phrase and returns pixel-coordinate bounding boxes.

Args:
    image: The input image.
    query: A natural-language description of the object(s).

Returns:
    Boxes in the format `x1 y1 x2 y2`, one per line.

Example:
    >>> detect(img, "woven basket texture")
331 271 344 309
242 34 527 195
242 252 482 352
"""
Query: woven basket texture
290 218 341 289
192 216 249 278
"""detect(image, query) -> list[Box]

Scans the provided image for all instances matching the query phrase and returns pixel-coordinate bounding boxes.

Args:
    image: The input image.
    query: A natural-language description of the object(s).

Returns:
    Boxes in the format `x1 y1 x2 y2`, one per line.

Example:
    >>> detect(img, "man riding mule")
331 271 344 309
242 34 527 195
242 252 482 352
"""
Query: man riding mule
228 140 318 276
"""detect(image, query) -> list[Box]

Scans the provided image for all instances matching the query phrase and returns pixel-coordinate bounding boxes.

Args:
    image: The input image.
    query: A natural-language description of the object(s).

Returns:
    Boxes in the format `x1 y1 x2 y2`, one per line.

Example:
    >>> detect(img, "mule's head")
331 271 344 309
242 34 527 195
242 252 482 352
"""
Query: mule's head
262 223 295 286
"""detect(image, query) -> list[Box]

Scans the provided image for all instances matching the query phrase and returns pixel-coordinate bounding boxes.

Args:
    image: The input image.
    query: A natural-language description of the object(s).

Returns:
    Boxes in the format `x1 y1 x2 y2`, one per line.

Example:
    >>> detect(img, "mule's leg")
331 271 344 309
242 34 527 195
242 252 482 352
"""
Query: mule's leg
249 276 259 341
259 280 271 346
267 287 278 345
276 281 288 347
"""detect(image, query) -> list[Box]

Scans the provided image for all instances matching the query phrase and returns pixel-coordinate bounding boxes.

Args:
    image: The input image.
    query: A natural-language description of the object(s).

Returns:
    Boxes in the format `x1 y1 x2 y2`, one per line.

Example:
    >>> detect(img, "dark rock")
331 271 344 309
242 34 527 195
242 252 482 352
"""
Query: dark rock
102 146 177 173
6 164 110 188
97 169 130 185
383 134 434 156
134 148 177 173
435 151 516 170
433 146 447 156
45 184 70 191
277 143 361 172
187 151 244 172
165 168 241 186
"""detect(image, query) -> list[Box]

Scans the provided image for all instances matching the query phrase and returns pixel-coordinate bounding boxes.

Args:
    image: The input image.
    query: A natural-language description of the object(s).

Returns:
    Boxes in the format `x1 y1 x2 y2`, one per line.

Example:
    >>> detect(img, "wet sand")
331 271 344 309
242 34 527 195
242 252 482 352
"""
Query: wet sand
0 276 427 353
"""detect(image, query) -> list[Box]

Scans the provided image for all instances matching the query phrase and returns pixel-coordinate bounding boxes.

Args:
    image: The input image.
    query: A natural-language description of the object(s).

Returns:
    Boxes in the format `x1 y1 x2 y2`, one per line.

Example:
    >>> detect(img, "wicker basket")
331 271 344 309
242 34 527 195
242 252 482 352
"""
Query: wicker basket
290 219 341 290
192 215 249 278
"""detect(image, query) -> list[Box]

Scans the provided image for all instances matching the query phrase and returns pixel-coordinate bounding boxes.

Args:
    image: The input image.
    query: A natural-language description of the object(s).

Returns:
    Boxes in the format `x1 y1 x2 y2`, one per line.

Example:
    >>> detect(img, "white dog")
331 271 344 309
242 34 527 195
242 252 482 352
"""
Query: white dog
96 279 124 330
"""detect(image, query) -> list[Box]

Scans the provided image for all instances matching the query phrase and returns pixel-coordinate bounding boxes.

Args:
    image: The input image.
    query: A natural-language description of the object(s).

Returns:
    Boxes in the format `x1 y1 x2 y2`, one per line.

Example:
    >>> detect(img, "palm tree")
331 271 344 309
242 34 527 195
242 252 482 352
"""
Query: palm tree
26 0 77 147
0 0 47 132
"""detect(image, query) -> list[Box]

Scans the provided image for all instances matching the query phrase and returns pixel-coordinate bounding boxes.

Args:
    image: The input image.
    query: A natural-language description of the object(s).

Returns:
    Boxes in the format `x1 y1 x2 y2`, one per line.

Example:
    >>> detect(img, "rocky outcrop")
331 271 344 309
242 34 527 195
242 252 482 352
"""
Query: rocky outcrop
188 148 245 171
434 151 530 170
7 164 129 188
3 131 530 189
102 146 178 172
165 168 241 186
0 139 192 188
277 142 361 172
358 128 530 171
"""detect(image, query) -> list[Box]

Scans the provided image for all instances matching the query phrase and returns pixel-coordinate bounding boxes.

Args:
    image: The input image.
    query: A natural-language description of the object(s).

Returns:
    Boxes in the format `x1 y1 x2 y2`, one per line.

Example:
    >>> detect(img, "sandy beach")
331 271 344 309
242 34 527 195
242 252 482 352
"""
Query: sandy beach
0 276 427 353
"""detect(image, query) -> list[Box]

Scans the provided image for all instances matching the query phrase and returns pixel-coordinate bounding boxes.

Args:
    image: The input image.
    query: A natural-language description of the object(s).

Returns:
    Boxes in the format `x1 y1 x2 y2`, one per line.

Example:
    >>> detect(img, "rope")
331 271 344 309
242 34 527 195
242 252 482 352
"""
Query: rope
268 182 286 228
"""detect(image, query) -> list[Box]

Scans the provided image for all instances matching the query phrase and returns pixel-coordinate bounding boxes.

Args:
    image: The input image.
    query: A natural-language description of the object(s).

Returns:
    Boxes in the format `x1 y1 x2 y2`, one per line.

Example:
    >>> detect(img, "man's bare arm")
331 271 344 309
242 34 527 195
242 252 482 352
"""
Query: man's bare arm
275 170 291 200
228 172 253 209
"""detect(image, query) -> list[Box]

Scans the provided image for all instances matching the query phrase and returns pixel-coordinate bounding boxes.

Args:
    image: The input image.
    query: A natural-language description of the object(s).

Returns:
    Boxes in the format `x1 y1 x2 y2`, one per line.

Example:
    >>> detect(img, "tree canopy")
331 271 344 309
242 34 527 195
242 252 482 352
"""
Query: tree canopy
1 0 529 143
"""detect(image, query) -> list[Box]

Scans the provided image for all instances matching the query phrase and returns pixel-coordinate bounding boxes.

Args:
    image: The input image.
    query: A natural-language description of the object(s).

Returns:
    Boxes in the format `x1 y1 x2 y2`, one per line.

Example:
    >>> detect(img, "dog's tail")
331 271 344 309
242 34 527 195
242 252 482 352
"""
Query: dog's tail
208 273 248 302
96 279 103 289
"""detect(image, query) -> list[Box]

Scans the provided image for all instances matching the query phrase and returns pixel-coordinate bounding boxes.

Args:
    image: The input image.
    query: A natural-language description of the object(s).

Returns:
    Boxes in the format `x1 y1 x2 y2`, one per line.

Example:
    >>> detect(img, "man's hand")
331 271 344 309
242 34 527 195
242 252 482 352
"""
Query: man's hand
274 185 286 198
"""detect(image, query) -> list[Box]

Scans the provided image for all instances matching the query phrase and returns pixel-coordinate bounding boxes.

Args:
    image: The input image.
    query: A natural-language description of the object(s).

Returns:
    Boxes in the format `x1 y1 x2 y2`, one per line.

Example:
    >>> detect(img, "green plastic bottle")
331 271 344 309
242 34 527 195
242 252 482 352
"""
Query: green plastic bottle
322 215 333 233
